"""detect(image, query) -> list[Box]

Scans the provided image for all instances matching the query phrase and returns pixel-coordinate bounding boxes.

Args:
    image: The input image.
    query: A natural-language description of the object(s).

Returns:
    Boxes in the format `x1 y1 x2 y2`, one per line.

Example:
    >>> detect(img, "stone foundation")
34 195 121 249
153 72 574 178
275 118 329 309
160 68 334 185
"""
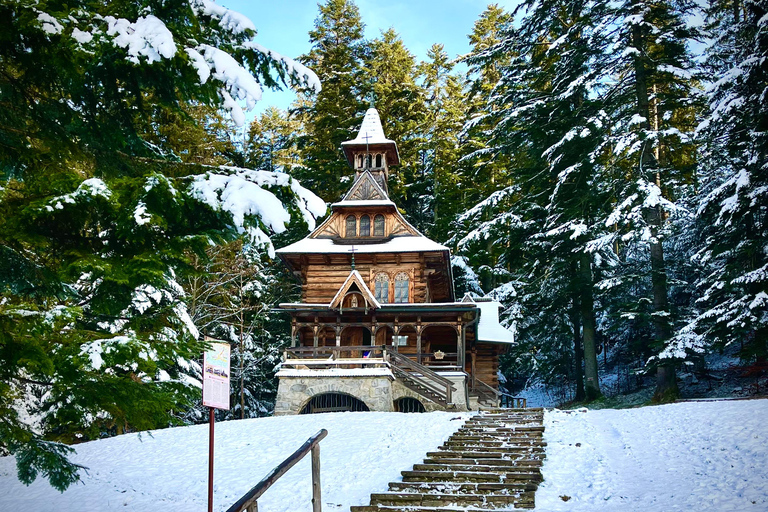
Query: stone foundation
274 369 471 414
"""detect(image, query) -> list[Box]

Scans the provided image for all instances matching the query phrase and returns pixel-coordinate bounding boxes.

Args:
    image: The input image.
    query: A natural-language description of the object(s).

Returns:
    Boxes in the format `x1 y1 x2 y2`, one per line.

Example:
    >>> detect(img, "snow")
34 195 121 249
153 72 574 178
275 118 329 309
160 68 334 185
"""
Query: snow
189 0 256 35
537 400 768 511
0 412 470 512
341 108 396 146
185 48 211 83
277 235 448 255
105 15 177 64
37 12 63 35
71 28 93 44
474 300 516 344
134 202 151 225
332 199 396 207
276 368 394 378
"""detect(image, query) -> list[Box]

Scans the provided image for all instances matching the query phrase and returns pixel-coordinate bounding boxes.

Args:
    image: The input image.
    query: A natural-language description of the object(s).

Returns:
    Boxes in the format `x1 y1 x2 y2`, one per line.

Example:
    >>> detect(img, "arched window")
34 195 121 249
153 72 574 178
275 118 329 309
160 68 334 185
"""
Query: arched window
374 214 385 236
375 154 382 167
360 215 371 237
366 154 372 168
394 272 409 303
357 155 363 168
375 273 389 303
345 215 356 237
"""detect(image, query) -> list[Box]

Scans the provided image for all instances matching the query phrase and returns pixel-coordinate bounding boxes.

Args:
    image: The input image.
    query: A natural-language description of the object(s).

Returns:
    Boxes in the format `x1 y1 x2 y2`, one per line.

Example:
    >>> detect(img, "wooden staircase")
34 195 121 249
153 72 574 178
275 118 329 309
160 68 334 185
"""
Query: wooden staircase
387 351 456 408
350 408 546 511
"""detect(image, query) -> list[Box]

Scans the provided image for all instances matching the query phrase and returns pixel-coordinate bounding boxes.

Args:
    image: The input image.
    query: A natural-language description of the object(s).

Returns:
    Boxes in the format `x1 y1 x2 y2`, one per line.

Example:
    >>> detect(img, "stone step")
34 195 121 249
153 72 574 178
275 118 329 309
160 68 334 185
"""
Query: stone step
351 506 527 512
411 464 543 478
422 459 544 471
369 492 534 509
458 427 545 434
440 444 546 453
449 435 546 442
427 450 545 460
402 470 542 483
420 457 542 468
388 482 538 494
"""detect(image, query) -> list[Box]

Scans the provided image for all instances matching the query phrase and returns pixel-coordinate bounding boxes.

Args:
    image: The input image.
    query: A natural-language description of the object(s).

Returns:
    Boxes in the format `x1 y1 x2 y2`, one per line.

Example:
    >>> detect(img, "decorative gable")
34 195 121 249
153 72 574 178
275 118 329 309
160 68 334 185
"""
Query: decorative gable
343 171 388 201
329 270 381 312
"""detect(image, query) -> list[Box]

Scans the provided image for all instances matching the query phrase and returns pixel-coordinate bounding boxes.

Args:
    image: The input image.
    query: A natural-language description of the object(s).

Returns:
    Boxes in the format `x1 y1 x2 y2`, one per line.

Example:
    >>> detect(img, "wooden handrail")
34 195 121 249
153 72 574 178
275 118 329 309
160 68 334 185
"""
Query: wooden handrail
387 351 455 404
388 351 456 388
225 429 328 512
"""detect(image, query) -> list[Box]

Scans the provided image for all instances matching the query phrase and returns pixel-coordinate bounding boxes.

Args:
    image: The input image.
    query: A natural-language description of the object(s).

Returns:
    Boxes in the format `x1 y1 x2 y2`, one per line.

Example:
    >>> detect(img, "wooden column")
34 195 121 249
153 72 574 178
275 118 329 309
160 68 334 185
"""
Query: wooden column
311 443 321 512
416 316 422 365
456 317 463 370
459 324 466 369
291 320 297 348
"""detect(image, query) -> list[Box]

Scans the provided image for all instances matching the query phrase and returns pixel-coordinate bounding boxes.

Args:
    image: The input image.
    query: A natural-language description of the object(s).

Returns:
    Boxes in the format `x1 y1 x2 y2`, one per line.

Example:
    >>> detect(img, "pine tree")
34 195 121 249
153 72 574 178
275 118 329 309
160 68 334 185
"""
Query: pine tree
294 0 367 201
413 44 466 239
364 28 426 205
600 0 702 401
687 0 768 363
0 0 323 490
246 107 303 173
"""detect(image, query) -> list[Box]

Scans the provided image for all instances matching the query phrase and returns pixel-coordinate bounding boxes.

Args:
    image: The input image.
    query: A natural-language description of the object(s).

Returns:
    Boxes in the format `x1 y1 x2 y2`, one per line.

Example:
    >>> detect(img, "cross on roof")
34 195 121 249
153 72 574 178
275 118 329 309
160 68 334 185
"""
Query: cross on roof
348 246 357 270
361 132 371 169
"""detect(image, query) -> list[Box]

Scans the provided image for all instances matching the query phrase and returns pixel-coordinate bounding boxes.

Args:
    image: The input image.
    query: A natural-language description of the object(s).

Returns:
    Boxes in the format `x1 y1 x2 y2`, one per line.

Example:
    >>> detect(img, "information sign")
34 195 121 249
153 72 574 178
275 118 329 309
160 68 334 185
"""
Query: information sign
203 342 230 410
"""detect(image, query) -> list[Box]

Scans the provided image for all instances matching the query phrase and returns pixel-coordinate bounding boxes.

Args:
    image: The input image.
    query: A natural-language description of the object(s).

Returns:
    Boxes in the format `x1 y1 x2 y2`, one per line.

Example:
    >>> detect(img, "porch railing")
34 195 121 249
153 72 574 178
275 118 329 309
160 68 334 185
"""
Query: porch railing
387 351 455 406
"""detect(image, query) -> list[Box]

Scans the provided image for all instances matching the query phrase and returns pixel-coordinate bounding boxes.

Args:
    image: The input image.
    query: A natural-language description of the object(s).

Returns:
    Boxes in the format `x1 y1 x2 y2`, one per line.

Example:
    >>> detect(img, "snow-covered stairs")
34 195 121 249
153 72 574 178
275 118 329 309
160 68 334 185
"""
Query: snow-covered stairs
350 408 546 511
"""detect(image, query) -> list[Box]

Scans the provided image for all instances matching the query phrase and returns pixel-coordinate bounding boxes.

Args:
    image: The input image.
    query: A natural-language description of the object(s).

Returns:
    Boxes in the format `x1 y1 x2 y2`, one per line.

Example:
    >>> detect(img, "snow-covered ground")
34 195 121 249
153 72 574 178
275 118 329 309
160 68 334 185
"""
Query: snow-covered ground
1 400 766 511
0 412 470 511
537 399 768 511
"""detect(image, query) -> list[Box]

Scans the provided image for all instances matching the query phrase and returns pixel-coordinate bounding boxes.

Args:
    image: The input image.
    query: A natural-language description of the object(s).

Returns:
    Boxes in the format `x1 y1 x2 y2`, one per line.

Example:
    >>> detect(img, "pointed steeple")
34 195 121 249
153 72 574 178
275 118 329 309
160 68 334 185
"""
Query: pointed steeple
341 108 399 194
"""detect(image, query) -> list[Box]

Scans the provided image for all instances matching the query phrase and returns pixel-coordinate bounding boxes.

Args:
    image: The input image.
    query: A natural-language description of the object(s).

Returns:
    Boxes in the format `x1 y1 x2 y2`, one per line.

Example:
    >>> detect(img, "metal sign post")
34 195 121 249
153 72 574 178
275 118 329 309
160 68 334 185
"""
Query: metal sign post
203 342 231 512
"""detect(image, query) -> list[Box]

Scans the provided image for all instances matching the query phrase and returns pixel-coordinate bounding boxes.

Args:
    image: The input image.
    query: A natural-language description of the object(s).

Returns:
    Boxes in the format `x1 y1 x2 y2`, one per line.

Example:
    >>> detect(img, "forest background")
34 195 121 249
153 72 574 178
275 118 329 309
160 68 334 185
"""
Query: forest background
1 0 766 492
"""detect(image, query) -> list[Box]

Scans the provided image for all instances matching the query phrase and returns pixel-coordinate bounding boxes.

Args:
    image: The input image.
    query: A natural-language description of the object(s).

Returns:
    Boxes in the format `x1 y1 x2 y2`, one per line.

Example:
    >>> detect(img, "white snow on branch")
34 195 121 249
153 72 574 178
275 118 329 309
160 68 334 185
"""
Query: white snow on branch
105 15 177 64
184 48 210 83
37 12 63 35
188 0 256 35
245 41 322 93
196 44 263 125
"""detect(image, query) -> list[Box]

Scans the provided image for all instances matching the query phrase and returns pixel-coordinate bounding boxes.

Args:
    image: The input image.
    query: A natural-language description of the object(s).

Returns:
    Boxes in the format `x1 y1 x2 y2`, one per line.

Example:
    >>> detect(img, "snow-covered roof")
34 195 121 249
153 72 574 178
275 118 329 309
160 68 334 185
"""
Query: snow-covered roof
341 108 395 146
331 199 395 208
475 300 516 344
276 235 449 255
276 368 394 378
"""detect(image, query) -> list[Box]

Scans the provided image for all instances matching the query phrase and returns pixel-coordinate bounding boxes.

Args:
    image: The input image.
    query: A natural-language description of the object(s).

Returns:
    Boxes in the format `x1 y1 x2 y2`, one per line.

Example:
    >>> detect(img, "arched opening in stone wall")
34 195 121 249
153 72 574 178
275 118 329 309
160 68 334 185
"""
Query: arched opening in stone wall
299 393 371 414
394 397 425 413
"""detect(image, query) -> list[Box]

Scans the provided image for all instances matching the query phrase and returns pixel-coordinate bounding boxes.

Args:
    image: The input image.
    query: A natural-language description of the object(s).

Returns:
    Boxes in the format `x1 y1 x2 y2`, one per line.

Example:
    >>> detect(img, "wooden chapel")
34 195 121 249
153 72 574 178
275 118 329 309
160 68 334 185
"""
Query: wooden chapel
273 108 517 414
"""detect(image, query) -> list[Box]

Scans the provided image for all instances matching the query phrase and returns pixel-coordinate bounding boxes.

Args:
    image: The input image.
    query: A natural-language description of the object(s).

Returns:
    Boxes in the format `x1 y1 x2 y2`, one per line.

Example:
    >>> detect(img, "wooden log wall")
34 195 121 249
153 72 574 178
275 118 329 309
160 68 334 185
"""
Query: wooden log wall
301 254 430 304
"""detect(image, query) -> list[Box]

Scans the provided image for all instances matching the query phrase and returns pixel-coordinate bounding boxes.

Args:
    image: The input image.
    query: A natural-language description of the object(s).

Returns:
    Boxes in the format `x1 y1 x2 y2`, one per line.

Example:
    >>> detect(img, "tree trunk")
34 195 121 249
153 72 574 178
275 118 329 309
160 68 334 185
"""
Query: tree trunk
580 252 601 400
632 15 679 402
570 280 586 402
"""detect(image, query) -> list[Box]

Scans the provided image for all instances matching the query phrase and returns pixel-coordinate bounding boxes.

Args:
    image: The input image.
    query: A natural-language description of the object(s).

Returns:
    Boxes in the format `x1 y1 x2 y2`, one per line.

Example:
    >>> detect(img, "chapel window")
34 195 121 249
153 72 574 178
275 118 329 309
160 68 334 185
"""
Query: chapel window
374 214 385 236
394 272 409 303
375 273 390 303
366 154 373 168
345 215 356 237
357 155 364 168
360 215 371 237
375 154 382 168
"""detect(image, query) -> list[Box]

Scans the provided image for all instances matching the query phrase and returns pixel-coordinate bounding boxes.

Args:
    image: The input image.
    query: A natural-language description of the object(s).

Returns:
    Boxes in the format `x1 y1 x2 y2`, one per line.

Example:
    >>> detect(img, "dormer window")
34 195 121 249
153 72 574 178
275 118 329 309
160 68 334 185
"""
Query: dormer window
374 214 385 236
345 215 356 237
360 215 371 236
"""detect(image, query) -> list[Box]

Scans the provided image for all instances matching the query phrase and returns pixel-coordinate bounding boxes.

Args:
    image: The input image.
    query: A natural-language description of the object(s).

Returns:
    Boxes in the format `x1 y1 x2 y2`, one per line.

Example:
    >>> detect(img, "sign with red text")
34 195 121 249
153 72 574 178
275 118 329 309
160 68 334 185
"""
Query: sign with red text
203 342 230 410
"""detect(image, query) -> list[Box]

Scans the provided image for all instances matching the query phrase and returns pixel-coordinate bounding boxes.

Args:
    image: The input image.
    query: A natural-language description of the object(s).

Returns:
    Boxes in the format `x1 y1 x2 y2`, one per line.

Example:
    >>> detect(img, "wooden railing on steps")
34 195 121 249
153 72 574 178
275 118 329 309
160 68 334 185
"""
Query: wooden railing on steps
225 429 328 512
386 350 456 406
470 376 528 409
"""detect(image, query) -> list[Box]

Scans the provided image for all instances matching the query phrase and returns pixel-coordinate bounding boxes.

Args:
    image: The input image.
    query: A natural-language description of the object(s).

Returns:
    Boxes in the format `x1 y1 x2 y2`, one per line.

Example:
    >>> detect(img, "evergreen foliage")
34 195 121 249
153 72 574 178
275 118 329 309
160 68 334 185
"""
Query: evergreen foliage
0 0 323 490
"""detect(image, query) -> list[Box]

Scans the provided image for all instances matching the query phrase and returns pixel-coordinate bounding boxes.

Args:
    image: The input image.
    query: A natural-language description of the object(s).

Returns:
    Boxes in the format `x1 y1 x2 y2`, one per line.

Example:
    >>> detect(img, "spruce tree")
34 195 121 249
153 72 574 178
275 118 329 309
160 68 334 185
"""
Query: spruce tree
0 0 324 489
688 0 768 363
295 0 367 201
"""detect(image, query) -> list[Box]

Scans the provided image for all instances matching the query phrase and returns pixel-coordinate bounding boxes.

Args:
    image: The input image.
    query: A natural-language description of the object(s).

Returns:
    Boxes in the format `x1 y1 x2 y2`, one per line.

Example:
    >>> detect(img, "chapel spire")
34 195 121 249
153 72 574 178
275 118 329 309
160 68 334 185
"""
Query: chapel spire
340 108 400 194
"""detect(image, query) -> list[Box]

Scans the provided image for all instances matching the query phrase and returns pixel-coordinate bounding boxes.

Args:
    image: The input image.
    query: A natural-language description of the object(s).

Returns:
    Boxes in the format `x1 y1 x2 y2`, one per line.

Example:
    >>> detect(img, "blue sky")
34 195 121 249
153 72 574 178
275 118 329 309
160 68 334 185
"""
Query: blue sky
220 0 520 115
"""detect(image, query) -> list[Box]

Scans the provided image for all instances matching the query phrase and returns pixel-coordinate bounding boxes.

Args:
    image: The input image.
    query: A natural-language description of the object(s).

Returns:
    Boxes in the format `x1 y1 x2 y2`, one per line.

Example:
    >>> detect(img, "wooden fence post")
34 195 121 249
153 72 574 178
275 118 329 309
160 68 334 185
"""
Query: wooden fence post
311 444 321 512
